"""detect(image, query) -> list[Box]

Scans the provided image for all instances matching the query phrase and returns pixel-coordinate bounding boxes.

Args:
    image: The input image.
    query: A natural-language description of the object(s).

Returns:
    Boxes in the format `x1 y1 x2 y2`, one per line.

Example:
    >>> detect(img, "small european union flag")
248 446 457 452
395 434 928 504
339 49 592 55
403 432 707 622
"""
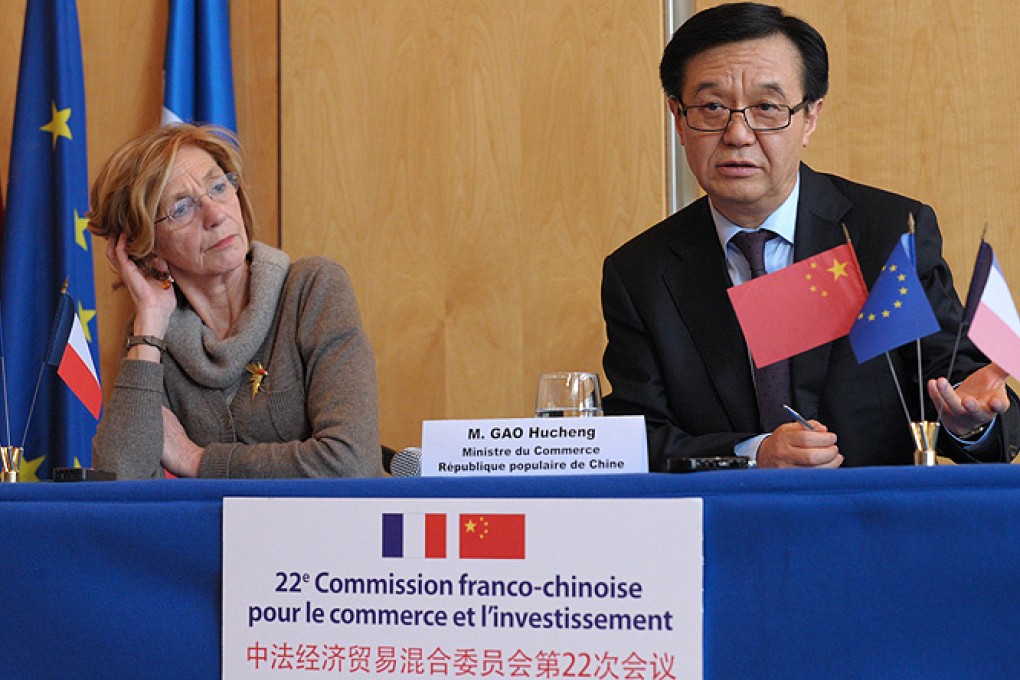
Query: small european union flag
849 232 940 363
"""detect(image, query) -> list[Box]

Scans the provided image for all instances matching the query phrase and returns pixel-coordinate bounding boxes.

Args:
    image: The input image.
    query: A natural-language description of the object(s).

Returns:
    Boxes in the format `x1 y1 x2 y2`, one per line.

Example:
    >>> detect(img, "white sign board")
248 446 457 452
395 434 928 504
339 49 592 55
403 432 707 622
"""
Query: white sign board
223 497 703 679
421 416 648 477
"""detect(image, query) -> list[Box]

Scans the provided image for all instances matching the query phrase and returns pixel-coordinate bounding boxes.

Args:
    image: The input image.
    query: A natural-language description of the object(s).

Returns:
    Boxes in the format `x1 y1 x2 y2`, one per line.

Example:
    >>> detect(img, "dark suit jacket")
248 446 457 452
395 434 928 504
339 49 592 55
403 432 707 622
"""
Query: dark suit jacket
601 164 1020 469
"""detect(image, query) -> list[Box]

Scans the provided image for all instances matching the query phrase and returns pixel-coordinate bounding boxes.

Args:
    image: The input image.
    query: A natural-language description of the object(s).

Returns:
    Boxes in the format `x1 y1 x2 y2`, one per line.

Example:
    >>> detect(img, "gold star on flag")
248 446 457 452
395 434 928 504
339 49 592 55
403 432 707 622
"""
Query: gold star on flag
40 101 72 147
74 210 90 251
899 287 908 295
827 258 848 280
882 310 891 317
897 273 906 282
868 313 876 321
889 264 898 272
77 301 96 344
464 519 477 533
894 300 903 308
17 454 45 483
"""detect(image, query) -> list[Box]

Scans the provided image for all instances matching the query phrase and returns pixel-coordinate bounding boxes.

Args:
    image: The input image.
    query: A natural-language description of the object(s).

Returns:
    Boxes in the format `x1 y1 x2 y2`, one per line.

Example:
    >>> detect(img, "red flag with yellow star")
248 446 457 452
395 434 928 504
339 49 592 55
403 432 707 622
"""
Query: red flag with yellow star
728 243 868 368
459 514 526 559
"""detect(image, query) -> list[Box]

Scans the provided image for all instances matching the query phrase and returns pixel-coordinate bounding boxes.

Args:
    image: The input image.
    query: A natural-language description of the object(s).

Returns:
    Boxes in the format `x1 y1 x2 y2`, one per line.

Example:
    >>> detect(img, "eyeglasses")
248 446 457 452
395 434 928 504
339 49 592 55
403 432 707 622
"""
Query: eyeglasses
675 98 810 132
155 172 239 228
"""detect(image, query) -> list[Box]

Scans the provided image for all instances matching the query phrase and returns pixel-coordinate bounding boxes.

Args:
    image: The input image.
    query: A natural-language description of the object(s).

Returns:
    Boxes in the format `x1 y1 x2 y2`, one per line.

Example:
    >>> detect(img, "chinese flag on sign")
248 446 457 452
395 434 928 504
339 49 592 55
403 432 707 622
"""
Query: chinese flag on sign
728 243 869 368
459 514 526 559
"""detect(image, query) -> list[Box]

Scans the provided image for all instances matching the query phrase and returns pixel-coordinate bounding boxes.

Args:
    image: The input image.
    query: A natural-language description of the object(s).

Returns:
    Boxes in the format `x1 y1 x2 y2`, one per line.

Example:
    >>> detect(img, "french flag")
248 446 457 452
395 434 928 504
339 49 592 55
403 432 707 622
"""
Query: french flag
382 513 447 559
45 292 102 419
963 241 1020 379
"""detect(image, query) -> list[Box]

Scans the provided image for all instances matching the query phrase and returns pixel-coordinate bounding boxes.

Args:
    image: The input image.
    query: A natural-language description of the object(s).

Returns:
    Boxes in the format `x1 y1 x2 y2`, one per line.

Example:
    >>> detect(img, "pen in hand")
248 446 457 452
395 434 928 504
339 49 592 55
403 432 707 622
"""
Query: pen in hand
783 404 817 431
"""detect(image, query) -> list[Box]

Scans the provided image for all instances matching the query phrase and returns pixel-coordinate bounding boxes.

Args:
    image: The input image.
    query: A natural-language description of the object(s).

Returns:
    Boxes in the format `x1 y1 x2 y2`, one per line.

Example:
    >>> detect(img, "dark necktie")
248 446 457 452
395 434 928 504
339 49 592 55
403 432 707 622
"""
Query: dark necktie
730 229 791 431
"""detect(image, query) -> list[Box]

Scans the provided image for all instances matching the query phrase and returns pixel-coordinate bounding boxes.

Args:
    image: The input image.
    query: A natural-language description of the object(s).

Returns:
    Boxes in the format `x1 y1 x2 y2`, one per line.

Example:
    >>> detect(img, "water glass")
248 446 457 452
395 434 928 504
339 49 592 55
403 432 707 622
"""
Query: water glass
534 372 603 417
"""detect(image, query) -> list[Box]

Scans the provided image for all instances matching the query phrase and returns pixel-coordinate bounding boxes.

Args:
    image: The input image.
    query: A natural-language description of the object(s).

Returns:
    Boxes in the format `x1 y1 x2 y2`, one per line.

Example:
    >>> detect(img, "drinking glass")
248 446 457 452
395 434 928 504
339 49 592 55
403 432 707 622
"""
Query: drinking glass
534 372 603 417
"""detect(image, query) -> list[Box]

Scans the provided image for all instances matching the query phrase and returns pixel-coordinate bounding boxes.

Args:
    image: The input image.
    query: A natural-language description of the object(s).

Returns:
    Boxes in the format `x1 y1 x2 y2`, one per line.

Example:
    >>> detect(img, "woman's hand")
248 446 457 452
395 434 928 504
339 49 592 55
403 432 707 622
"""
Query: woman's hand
107 233 176 339
161 407 204 477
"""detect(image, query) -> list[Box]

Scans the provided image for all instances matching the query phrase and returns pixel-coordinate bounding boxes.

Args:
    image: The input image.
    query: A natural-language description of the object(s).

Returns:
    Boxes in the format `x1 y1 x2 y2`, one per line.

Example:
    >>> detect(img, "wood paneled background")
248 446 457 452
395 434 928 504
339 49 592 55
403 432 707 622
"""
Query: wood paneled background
2 1 1019 452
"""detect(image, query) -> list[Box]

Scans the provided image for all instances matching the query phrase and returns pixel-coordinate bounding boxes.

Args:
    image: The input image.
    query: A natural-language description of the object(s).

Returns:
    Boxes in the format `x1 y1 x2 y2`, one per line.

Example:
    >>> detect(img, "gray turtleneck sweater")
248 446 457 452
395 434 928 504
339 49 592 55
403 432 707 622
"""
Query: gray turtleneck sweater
93 242 383 479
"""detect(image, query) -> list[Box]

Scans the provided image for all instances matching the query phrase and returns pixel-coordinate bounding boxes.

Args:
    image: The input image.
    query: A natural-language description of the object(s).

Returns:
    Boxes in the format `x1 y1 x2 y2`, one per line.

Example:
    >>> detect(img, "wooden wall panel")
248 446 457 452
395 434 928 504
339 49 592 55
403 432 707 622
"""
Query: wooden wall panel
231 0 280 246
280 0 666 449
0 6 22 194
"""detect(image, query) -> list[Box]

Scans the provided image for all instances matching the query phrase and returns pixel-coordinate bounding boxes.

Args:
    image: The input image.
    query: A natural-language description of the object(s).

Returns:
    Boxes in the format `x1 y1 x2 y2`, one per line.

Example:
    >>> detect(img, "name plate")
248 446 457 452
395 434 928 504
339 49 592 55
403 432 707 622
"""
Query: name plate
421 415 648 477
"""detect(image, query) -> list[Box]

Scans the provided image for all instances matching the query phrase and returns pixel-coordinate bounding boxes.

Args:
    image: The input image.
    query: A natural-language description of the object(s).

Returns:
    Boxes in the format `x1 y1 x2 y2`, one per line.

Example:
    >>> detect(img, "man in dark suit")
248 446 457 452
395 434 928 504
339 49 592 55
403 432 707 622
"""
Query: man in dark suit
601 2 1018 470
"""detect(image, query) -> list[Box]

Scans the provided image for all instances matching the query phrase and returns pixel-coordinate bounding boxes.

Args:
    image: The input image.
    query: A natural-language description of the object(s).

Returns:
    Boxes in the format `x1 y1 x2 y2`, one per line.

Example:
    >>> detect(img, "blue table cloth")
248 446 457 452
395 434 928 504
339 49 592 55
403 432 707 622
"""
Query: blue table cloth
2 466 1019 678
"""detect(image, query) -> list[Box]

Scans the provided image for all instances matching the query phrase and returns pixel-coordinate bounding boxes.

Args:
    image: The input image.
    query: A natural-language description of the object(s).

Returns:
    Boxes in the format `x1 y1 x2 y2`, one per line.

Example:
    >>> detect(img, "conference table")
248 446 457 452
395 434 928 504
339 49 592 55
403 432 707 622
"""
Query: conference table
3 465 1020 678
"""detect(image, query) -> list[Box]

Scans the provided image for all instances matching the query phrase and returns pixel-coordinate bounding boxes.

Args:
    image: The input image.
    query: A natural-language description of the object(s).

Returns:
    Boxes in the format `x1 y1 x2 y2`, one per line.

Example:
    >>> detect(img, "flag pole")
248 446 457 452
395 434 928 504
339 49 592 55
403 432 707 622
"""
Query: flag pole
932 225 990 448
21 280 73 448
906 214 926 422
846 220 914 429
884 351 916 430
0 296 10 446
904 212 942 463
844 220 912 429
0 169 7 446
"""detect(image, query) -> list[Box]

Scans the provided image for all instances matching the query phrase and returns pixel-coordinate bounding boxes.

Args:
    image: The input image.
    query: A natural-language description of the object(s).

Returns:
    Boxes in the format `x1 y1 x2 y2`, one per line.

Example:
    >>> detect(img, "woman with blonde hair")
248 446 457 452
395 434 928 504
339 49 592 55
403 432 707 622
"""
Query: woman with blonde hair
88 124 382 479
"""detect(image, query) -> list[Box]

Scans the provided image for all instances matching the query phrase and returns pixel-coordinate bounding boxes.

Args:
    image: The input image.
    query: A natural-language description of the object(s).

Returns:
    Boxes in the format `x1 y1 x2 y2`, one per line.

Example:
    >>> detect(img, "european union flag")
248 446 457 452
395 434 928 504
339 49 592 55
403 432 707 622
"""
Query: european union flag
849 232 939 363
0 0 100 480
162 0 237 131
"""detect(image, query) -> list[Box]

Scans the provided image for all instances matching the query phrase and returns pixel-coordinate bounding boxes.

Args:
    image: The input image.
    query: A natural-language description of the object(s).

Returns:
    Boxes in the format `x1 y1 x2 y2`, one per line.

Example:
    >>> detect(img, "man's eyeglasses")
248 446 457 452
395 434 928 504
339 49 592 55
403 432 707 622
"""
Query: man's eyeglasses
155 172 239 228
674 98 810 132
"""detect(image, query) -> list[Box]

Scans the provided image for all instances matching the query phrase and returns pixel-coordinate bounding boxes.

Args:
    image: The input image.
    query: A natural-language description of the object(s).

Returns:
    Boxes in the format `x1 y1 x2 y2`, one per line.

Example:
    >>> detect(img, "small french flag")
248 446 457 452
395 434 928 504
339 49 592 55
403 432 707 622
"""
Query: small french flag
382 513 447 559
45 292 102 419
964 241 1020 379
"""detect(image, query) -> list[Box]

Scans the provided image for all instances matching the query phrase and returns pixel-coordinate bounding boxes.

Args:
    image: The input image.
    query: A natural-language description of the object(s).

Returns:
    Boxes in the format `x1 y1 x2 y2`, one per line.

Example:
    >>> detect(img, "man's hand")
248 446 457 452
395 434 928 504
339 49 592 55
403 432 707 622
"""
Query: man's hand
757 421 842 468
927 363 1010 438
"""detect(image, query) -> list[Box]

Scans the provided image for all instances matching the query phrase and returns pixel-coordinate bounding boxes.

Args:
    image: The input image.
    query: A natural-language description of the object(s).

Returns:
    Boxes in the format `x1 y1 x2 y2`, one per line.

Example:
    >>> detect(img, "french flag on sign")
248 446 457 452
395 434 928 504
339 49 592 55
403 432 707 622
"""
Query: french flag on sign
45 291 102 419
382 513 447 559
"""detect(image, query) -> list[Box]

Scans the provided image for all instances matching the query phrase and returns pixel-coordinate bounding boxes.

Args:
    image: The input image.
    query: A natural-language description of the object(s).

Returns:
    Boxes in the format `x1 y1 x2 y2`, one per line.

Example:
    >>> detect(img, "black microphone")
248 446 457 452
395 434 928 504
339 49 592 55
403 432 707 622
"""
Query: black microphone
390 447 422 478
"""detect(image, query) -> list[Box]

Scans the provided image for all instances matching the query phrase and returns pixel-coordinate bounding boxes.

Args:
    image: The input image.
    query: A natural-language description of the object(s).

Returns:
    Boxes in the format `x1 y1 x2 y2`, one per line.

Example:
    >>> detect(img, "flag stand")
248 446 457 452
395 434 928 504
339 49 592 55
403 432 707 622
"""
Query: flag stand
910 421 939 467
1 445 23 482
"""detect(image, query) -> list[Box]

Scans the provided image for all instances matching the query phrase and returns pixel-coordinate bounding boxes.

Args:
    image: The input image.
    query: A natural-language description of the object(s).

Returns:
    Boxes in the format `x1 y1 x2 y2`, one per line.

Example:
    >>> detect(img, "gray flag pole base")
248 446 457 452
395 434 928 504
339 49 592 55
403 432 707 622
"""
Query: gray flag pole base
1 446 23 482
910 421 939 466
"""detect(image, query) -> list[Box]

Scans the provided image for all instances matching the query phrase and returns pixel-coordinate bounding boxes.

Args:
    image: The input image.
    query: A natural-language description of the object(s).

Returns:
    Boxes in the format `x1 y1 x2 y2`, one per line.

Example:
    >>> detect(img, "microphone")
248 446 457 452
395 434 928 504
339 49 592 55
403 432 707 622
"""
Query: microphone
390 447 422 478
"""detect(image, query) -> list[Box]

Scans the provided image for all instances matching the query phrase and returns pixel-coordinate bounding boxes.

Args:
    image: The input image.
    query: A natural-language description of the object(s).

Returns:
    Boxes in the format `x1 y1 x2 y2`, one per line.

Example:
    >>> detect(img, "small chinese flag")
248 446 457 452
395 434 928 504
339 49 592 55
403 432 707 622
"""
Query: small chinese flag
728 243 868 368
459 514 526 559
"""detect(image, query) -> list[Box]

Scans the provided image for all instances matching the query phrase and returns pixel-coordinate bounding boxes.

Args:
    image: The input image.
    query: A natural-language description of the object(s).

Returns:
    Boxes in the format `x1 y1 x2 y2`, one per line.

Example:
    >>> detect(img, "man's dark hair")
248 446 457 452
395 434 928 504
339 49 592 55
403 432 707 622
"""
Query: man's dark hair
660 2 828 103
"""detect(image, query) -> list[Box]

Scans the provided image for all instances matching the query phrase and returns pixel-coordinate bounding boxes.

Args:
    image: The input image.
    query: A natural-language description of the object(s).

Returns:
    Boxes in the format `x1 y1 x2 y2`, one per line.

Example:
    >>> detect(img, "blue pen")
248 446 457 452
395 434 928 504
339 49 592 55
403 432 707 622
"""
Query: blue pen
783 404 817 431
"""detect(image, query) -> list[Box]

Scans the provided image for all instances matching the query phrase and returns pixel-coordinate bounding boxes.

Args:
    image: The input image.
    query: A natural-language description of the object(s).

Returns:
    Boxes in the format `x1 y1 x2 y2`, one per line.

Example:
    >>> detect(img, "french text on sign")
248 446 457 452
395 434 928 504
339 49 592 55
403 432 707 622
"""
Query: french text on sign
421 416 647 477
